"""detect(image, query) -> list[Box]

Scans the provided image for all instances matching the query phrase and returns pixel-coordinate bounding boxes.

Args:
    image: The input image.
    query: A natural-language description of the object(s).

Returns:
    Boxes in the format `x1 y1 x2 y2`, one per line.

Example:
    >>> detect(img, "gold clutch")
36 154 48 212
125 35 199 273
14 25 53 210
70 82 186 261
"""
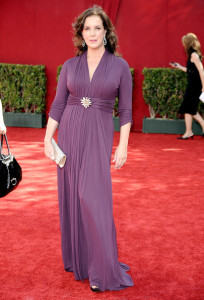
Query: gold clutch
51 138 66 168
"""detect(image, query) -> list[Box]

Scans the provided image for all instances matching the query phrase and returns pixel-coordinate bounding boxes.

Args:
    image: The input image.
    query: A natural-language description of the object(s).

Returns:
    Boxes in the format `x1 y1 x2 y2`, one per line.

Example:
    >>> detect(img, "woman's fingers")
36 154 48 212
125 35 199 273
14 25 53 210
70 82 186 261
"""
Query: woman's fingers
113 147 127 169
115 157 126 169
0 124 6 135
50 147 55 160
44 142 55 161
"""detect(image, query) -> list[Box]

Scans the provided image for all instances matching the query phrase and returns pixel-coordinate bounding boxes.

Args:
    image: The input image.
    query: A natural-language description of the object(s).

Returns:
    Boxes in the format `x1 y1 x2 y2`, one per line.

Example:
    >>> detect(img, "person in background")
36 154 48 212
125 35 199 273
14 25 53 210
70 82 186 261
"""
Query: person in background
44 5 133 292
0 100 6 135
170 33 204 139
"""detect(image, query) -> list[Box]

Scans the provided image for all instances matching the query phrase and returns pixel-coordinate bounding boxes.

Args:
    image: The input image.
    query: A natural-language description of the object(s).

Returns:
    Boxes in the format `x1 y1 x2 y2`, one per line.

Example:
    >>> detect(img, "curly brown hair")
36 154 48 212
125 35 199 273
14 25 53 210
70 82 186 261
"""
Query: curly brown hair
182 33 203 60
72 5 119 56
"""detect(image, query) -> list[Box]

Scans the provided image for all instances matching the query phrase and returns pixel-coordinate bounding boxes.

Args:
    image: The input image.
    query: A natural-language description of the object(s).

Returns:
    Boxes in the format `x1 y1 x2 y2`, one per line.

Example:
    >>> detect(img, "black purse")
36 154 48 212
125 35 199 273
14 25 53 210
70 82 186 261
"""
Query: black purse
0 134 22 198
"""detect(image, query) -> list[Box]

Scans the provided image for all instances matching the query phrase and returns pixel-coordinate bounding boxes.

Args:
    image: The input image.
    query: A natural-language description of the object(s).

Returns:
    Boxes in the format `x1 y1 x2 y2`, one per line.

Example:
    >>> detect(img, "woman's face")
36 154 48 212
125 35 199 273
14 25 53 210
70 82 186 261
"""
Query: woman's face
82 15 107 50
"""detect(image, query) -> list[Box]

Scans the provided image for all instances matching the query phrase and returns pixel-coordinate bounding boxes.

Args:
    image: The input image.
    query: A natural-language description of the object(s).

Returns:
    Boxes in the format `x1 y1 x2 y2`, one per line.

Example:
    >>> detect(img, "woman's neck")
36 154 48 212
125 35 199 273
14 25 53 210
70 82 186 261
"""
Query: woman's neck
87 46 106 59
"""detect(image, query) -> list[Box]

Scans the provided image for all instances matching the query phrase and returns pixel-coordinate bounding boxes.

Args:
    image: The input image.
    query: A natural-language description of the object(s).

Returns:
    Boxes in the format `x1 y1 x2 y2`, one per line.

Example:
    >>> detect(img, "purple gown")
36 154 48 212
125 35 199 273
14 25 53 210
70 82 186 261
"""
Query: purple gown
49 50 133 291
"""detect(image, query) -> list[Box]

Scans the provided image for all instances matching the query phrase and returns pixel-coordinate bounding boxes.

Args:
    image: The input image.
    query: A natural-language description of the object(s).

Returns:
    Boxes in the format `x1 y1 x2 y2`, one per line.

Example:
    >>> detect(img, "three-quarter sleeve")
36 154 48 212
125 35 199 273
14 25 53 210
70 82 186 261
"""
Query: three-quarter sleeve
49 61 69 123
118 61 133 127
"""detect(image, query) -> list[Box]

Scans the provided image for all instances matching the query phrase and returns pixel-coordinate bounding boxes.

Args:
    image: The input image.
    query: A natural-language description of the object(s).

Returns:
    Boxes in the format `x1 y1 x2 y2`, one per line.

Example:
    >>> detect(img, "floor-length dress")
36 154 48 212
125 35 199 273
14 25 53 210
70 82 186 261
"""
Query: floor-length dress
179 50 202 115
49 50 134 291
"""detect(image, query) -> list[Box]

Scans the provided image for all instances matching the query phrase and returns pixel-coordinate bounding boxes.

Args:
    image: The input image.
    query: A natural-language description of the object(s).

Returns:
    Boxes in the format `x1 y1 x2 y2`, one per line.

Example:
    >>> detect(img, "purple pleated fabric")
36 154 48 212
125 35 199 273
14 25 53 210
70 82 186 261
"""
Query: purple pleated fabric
49 50 133 291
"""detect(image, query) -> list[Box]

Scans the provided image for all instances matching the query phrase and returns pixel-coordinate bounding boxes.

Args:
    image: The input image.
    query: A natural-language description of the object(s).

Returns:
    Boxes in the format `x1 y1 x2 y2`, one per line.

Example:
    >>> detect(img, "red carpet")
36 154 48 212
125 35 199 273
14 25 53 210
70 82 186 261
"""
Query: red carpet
0 128 203 300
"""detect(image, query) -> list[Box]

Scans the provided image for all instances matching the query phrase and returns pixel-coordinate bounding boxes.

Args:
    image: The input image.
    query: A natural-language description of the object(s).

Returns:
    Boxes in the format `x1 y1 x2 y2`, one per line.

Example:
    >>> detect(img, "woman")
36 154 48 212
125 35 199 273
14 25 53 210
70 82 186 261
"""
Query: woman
170 33 204 139
44 6 133 292
0 100 6 135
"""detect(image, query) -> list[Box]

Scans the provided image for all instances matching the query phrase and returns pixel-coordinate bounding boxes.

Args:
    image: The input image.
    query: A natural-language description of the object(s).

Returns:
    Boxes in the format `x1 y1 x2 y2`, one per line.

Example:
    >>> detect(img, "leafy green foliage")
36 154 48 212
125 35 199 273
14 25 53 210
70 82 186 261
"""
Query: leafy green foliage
57 65 62 82
142 67 204 119
0 63 46 113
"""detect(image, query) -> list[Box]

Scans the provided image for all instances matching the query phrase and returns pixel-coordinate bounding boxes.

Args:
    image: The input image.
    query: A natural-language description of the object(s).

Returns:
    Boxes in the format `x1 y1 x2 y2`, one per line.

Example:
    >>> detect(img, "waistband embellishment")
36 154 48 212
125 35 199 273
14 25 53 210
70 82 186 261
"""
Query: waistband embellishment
81 97 92 109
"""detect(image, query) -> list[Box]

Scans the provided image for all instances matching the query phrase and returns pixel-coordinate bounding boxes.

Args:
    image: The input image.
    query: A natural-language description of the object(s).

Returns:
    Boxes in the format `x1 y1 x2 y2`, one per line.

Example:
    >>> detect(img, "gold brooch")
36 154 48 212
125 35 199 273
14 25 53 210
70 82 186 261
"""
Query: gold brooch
81 97 92 108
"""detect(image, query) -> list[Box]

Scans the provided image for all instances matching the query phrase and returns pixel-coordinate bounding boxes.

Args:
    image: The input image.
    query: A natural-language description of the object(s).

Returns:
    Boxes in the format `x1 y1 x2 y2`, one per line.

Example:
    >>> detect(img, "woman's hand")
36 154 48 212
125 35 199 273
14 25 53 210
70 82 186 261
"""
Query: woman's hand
0 122 6 135
44 117 59 161
44 139 55 161
169 62 187 72
169 62 181 69
0 100 6 134
113 145 127 169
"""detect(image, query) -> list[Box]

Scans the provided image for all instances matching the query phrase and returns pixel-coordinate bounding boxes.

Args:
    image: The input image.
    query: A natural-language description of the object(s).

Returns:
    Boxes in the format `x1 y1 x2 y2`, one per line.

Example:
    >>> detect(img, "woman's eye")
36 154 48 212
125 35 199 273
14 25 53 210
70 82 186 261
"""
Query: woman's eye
84 27 101 31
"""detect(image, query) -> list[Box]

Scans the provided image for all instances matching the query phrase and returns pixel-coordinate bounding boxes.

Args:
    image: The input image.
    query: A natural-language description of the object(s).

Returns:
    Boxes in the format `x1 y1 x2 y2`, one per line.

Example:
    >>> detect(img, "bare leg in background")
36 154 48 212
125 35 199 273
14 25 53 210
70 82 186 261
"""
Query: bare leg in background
193 112 204 133
182 113 193 138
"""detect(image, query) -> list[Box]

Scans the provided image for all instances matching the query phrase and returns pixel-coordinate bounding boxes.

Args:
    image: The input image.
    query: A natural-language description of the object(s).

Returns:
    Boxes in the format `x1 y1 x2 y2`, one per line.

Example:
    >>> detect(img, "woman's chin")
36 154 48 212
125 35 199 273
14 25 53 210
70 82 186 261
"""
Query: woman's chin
87 44 104 50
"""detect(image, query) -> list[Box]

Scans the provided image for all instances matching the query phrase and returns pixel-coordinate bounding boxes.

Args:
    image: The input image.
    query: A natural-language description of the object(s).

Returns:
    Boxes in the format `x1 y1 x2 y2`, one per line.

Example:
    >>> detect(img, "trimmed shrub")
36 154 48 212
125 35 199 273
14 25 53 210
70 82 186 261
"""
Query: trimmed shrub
57 64 62 82
0 63 46 113
142 67 204 119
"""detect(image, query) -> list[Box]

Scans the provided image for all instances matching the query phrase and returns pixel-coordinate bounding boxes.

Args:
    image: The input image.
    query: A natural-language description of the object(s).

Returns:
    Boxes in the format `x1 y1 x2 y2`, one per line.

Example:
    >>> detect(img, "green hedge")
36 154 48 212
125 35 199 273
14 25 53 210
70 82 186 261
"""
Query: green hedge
142 67 204 119
0 63 46 113
57 65 134 116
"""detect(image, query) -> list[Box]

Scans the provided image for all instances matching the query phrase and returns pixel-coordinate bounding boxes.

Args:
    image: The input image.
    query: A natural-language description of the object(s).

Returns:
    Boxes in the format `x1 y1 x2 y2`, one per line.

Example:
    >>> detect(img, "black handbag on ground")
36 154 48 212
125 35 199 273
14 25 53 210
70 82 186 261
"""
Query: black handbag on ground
0 134 22 198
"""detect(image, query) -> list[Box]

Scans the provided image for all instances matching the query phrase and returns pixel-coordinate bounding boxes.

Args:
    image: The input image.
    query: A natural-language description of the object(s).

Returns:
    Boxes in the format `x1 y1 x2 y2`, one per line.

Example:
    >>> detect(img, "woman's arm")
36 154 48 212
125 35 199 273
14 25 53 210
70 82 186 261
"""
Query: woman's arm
114 60 132 169
44 117 59 160
191 52 204 92
0 100 6 134
169 62 187 72
113 122 131 169
44 60 69 161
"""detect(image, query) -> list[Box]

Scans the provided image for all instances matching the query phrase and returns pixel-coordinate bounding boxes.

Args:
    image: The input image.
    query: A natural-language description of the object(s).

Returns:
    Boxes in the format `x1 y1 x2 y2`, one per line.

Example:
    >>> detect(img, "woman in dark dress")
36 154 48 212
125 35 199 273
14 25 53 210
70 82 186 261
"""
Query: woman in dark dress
44 6 133 292
170 33 204 139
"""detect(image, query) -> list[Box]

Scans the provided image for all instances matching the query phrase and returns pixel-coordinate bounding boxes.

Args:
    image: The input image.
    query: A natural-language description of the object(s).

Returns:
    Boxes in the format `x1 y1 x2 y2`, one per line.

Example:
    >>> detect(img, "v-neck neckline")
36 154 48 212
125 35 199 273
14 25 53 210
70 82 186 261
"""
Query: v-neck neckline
85 50 107 84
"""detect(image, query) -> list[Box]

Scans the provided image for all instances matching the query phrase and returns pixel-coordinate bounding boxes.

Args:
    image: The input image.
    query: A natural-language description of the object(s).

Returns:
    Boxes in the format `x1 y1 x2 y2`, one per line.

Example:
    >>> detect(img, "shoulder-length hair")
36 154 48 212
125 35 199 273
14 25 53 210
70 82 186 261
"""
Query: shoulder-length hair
72 5 119 56
182 33 203 60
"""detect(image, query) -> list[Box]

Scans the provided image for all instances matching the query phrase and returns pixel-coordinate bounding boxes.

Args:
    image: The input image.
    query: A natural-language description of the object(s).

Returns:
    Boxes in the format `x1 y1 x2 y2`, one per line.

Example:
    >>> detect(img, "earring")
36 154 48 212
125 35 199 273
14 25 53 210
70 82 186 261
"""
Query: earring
103 36 107 46
82 39 86 47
